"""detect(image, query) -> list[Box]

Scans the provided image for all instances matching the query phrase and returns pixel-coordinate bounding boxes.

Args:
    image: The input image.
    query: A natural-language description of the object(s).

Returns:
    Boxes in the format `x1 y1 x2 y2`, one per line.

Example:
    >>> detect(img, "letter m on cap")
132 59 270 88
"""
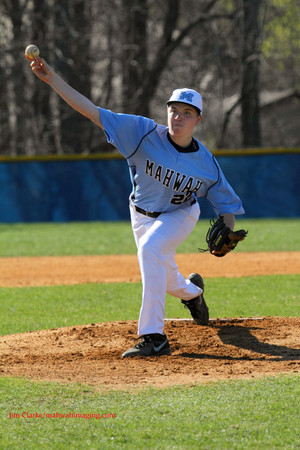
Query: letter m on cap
179 92 194 102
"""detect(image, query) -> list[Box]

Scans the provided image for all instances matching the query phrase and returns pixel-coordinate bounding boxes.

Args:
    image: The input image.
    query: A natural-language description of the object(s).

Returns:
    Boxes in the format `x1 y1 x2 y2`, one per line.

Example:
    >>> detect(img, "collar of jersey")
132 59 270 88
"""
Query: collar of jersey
167 132 199 153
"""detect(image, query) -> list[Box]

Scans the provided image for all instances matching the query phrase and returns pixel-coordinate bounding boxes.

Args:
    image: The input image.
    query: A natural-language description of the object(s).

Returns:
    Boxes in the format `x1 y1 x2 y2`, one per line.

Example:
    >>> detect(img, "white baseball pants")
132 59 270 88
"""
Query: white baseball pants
129 201 202 336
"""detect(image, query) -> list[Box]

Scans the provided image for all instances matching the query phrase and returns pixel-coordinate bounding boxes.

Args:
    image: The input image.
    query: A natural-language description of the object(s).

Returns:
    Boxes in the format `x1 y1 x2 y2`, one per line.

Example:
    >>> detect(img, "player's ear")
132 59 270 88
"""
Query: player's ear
196 114 202 125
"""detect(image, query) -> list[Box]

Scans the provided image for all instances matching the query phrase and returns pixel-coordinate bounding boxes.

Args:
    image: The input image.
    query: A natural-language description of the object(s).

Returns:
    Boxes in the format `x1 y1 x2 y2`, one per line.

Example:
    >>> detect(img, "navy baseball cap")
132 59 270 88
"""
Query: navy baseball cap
167 88 202 115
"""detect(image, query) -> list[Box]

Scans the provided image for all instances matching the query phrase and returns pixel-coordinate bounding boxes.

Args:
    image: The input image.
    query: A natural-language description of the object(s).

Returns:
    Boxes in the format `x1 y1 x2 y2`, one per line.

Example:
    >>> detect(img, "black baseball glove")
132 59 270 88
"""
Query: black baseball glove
200 216 248 257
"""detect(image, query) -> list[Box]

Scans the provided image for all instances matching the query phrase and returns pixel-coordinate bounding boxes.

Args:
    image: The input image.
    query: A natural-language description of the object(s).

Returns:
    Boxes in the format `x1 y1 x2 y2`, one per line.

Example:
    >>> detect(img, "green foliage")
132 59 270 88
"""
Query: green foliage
1 376 299 448
262 0 300 74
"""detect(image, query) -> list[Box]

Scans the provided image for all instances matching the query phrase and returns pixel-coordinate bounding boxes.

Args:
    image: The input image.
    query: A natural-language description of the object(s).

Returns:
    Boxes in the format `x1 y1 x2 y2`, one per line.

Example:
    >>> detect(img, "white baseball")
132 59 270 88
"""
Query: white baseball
25 45 40 60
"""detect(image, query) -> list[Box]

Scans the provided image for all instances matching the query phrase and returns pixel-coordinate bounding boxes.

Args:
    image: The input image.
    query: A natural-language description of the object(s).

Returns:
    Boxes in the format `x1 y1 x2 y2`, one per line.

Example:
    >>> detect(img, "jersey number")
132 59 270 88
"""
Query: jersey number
171 192 193 205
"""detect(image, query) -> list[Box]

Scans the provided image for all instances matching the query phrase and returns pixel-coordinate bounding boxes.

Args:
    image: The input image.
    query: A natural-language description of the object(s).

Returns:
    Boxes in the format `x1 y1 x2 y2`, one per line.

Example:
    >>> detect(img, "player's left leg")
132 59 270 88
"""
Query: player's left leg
132 201 201 336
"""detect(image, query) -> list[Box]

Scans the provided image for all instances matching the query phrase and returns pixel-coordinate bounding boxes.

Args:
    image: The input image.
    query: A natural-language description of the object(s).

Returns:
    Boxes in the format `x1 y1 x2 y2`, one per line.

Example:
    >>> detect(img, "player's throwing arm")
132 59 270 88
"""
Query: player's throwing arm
25 45 102 128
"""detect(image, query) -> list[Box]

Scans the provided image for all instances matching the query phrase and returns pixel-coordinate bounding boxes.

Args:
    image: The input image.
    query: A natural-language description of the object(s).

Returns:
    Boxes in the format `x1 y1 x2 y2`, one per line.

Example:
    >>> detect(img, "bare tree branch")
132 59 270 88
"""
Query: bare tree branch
139 0 238 112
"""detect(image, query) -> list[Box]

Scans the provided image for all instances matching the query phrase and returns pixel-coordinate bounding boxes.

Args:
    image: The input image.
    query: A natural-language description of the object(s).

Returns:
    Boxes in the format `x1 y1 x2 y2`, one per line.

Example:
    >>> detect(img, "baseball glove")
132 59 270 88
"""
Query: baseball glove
200 215 248 257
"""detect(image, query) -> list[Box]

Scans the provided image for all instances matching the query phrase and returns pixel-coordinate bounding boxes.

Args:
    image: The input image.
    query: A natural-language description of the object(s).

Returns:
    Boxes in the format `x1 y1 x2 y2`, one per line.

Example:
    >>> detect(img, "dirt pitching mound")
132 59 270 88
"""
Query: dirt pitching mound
1 252 299 388
1 317 299 389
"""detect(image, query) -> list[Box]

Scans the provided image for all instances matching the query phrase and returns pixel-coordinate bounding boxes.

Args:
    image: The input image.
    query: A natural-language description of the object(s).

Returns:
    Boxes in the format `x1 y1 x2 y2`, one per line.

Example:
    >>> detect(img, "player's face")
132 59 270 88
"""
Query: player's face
167 103 202 144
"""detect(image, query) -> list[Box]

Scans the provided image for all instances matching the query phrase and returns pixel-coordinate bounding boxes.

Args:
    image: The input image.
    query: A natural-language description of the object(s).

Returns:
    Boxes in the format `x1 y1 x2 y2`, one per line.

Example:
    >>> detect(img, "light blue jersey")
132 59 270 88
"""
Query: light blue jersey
99 108 244 216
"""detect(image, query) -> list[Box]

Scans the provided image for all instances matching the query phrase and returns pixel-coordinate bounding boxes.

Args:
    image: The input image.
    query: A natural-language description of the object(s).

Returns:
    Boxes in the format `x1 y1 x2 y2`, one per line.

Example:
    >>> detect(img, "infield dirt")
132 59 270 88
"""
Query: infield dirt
0 252 299 389
0 251 299 286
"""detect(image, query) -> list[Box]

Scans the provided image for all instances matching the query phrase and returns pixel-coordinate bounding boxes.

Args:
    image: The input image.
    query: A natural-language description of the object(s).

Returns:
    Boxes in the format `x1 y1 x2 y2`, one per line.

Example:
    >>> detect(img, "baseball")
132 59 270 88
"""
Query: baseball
25 44 40 60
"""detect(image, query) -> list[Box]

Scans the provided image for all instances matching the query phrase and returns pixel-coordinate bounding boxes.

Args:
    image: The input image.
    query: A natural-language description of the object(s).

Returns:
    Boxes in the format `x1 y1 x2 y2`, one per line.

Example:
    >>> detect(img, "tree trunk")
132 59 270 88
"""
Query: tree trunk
32 0 57 154
121 0 220 117
122 0 148 115
241 0 266 147
55 1 92 153
69 0 93 153
8 0 26 155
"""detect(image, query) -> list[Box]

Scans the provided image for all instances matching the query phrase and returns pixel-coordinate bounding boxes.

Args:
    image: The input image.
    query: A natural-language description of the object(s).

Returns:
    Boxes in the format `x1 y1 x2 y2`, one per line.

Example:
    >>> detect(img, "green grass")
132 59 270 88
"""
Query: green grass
0 221 137 256
180 217 300 253
0 219 299 449
1 274 299 336
0 282 140 335
1 375 299 449
0 218 299 256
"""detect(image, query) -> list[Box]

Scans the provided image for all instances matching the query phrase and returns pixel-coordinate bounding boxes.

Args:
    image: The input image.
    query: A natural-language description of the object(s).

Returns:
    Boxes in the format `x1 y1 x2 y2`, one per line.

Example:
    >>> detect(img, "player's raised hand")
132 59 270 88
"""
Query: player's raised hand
30 58 55 85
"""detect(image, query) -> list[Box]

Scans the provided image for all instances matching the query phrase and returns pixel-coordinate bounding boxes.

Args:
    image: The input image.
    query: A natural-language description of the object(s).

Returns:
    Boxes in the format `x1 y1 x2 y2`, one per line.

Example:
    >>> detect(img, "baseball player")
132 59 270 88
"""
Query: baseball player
30 57 244 358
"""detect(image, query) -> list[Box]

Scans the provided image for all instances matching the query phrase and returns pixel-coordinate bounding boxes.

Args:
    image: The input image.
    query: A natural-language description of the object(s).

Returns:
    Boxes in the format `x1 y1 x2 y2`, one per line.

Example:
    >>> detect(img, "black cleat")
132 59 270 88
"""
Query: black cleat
122 333 171 358
181 273 209 325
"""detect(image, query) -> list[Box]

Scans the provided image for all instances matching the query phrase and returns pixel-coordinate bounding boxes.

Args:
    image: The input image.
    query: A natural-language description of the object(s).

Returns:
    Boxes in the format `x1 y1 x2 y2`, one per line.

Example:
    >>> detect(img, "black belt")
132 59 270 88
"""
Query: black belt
135 206 161 218
134 198 196 219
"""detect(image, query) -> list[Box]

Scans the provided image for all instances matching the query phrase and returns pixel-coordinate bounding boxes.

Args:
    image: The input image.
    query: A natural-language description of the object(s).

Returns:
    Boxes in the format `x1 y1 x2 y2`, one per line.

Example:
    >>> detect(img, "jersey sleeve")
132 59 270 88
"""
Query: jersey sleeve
205 156 245 216
98 107 156 159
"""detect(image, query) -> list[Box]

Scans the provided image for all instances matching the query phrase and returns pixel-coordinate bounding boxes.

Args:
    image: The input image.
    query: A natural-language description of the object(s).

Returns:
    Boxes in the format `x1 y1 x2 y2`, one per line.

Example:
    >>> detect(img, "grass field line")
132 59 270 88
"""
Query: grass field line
0 251 298 286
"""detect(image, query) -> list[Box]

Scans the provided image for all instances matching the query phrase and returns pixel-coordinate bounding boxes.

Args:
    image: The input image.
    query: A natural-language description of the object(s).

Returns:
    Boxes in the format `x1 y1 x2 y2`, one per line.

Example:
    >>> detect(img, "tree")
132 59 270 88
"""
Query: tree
0 0 298 156
31 0 57 154
2 0 28 155
121 0 228 117
241 0 267 147
122 0 148 114
54 1 93 153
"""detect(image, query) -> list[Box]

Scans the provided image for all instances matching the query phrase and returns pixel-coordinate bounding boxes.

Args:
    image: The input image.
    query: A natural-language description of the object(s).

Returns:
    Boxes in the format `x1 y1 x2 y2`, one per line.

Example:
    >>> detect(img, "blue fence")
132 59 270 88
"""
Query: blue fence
0 150 299 222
